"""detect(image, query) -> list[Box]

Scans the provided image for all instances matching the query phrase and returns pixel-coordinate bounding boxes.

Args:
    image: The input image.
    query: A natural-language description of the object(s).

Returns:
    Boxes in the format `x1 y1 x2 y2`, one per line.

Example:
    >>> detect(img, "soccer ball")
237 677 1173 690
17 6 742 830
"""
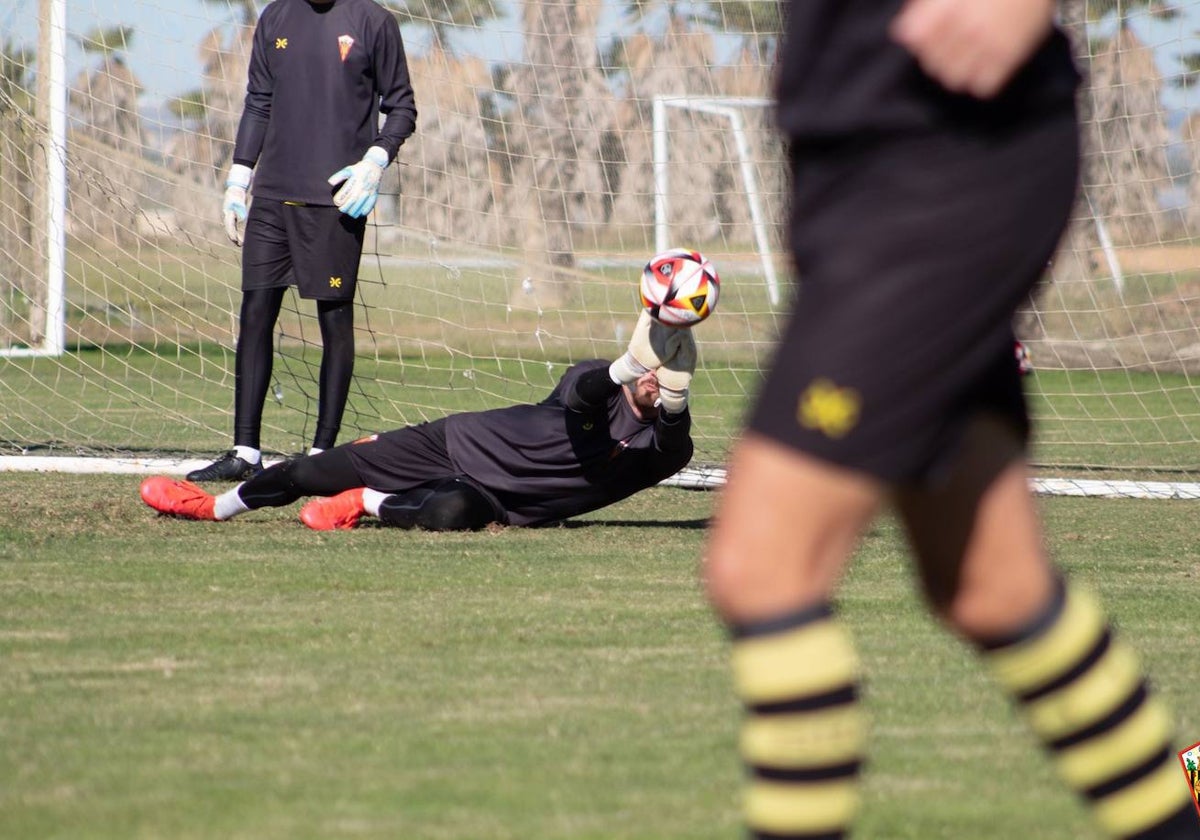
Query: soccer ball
639 248 720 328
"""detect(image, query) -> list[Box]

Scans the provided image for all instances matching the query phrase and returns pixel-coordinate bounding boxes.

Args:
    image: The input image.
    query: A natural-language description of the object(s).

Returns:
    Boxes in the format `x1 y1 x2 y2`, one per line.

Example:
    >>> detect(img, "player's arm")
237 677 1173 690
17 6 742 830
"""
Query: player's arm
222 19 273 244
653 402 693 458
561 362 619 413
328 16 417 219
889 0 1056 99
372 13 417 161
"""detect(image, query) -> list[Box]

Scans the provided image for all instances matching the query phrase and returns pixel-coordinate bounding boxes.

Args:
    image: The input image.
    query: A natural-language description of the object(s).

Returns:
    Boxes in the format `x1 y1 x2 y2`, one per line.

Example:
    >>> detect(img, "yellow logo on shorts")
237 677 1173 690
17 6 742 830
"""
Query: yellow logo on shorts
798 378 861 439
329 276 342 288
275 38 288 50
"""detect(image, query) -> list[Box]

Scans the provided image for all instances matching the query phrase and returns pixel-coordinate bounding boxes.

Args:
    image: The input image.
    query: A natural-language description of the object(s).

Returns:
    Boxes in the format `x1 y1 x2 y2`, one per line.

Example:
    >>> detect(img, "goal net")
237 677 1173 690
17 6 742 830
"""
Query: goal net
1 1 1199 497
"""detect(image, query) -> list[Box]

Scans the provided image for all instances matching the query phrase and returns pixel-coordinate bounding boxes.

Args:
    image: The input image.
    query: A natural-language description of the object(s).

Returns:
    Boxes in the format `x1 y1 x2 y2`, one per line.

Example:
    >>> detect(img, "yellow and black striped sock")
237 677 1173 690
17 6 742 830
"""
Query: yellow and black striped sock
730 602 866 840
978 579 1197 839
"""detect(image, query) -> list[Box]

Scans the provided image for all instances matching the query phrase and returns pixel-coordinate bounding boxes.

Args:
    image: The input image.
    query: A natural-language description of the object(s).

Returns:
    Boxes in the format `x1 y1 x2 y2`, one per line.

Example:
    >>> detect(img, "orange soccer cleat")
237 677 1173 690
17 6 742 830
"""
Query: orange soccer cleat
139 476 217 521
299 488 366 531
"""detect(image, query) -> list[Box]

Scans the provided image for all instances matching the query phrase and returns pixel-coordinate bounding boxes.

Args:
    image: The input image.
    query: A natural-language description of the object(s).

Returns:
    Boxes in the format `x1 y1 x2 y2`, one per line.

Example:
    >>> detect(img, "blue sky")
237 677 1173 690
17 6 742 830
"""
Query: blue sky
6 0 1200 112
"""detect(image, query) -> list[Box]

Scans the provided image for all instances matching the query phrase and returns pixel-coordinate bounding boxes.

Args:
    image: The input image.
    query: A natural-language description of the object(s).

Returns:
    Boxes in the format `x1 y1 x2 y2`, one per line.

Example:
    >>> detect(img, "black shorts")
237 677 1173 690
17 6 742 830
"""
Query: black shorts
341 419 508 522
241 198 366 301
749 109 1079 484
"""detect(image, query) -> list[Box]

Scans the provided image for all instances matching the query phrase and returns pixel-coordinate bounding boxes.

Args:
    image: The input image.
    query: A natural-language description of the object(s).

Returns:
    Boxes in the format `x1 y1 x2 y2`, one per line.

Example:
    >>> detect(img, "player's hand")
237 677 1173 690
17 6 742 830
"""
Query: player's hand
655 327 696 413
610 311 688 384
222 164 252 246
327 146 389 219
890 0 1056 99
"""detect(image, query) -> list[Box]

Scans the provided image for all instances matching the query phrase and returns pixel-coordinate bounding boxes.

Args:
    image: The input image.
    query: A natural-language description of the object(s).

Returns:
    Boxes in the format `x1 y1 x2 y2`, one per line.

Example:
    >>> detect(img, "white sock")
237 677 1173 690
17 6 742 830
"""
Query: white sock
233 445 261 465
213 485 250 521
361 488 388 518
308 447 324 456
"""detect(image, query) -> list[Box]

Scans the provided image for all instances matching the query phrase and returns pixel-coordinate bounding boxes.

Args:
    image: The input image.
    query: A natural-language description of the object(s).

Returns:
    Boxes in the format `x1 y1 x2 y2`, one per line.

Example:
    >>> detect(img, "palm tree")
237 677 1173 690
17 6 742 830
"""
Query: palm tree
389 0 501 55
690 0 781 66
70 26 143 147
1061 1 1177 246
68 25 147 246
156 0 257 238
502 0 619 303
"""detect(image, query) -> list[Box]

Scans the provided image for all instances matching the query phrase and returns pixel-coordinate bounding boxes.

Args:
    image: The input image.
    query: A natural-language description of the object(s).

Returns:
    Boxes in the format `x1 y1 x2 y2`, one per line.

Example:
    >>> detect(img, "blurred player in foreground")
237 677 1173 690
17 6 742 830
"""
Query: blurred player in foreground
142 313 694 531
703 0 1199 838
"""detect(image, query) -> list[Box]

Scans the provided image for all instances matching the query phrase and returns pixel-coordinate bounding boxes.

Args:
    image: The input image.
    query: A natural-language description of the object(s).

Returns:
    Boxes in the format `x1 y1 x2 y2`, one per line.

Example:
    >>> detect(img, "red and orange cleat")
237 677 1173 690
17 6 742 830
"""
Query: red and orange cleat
299 488 366 531
140 476 217 521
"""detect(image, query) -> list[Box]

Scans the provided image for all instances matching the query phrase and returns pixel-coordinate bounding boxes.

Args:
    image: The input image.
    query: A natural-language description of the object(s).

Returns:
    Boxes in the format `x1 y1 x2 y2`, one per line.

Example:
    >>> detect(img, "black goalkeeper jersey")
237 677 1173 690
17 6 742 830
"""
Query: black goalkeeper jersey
775 0 1078 141
443 360 694 527
233 0 417 205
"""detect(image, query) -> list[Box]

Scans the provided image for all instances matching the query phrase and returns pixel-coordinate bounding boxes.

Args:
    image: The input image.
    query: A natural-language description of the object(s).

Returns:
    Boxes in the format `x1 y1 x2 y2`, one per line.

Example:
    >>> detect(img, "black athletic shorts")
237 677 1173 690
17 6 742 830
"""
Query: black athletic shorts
241 198 366 301
749 108 1079 484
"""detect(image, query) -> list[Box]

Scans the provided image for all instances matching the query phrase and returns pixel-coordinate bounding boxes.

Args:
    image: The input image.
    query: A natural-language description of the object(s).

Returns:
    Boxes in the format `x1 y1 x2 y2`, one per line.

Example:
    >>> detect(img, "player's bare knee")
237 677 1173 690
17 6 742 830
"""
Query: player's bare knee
939 576 1054 641
703 525 851 622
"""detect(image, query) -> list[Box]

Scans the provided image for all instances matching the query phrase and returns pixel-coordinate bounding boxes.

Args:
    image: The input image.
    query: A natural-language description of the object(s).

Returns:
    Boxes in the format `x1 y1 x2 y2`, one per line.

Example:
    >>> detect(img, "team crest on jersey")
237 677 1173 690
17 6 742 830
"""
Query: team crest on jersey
337 34 355 62
1180 741 1200 822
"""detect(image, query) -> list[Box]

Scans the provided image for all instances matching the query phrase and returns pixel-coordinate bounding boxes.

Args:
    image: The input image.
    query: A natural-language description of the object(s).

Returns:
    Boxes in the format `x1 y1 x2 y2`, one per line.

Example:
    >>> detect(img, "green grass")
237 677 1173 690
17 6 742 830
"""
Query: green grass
6 345 1200 478
2 474 1198 839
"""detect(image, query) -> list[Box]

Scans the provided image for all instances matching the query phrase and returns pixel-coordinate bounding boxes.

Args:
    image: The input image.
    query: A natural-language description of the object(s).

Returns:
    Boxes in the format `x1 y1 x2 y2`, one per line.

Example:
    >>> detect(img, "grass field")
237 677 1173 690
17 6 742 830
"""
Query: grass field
2 473 1198 839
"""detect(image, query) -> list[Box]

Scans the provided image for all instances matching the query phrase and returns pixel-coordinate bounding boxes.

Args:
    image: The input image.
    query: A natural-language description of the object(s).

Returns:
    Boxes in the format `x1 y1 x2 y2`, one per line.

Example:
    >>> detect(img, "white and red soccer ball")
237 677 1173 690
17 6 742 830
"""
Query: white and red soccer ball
640 248 720 328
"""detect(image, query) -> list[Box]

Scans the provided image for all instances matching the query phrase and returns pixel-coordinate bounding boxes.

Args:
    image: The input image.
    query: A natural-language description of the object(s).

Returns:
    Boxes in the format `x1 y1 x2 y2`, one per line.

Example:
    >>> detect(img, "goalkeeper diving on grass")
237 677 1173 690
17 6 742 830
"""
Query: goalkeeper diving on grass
140 312 696 531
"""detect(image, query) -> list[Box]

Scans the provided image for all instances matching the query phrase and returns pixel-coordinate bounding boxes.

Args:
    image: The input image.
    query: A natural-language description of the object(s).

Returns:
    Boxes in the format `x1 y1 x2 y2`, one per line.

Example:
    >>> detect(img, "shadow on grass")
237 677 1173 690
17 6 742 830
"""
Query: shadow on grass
555 517 710 530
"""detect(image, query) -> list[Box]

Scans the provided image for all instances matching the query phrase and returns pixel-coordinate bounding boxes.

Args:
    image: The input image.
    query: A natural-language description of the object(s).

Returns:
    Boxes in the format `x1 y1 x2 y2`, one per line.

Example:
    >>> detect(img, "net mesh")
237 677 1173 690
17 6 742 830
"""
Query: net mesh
1 1 1199 488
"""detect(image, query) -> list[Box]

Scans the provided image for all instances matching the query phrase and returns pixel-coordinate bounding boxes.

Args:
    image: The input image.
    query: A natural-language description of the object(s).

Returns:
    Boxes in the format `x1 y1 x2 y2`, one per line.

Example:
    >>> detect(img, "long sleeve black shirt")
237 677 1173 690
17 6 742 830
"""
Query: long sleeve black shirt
444 360 694 527
775 0 1078 141
232 0 417 204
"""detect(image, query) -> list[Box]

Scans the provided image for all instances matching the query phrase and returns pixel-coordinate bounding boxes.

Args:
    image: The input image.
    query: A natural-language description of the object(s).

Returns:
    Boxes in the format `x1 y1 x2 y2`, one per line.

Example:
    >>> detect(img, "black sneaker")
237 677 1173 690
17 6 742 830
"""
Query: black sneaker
186 450 263 482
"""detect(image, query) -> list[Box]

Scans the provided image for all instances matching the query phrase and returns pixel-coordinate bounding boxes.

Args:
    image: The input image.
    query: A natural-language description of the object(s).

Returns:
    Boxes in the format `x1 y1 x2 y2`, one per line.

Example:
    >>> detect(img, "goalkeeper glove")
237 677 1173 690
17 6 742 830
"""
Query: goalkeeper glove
610 311 687 384
327 146 389 219
222 164 252 246
655 328 696 413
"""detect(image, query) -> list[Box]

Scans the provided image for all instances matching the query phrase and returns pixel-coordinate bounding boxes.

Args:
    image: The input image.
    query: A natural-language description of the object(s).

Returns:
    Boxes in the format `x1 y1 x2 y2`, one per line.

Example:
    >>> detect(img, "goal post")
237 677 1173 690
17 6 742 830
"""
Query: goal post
652 95 781 306
0 0 68 359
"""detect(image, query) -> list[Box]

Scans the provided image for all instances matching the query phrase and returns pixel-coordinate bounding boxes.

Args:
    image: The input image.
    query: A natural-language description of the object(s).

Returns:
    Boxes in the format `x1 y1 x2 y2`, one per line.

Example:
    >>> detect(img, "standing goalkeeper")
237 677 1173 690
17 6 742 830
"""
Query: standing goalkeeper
189 0 417 482
143 313 696 530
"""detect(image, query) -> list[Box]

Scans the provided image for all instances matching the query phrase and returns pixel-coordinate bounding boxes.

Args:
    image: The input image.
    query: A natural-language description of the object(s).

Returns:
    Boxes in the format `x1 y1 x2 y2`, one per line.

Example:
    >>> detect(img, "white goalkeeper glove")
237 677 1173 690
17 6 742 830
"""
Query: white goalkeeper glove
327 146 389 219
655 328 696 413
610 310 687 384
222 164 252 246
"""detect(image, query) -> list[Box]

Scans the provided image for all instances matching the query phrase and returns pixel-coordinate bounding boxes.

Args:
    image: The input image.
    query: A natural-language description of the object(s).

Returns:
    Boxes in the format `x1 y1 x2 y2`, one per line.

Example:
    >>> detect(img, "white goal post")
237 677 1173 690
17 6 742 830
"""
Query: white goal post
652 95 781 306
0 0 68 359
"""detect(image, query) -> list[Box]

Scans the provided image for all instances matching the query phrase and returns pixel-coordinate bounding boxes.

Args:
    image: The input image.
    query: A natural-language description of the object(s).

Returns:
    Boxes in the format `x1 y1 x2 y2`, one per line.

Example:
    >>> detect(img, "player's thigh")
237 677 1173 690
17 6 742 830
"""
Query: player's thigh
241 199 294 290
343 420 458 494
705 433 881 622
282 205 366 302
892 416 1053 636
